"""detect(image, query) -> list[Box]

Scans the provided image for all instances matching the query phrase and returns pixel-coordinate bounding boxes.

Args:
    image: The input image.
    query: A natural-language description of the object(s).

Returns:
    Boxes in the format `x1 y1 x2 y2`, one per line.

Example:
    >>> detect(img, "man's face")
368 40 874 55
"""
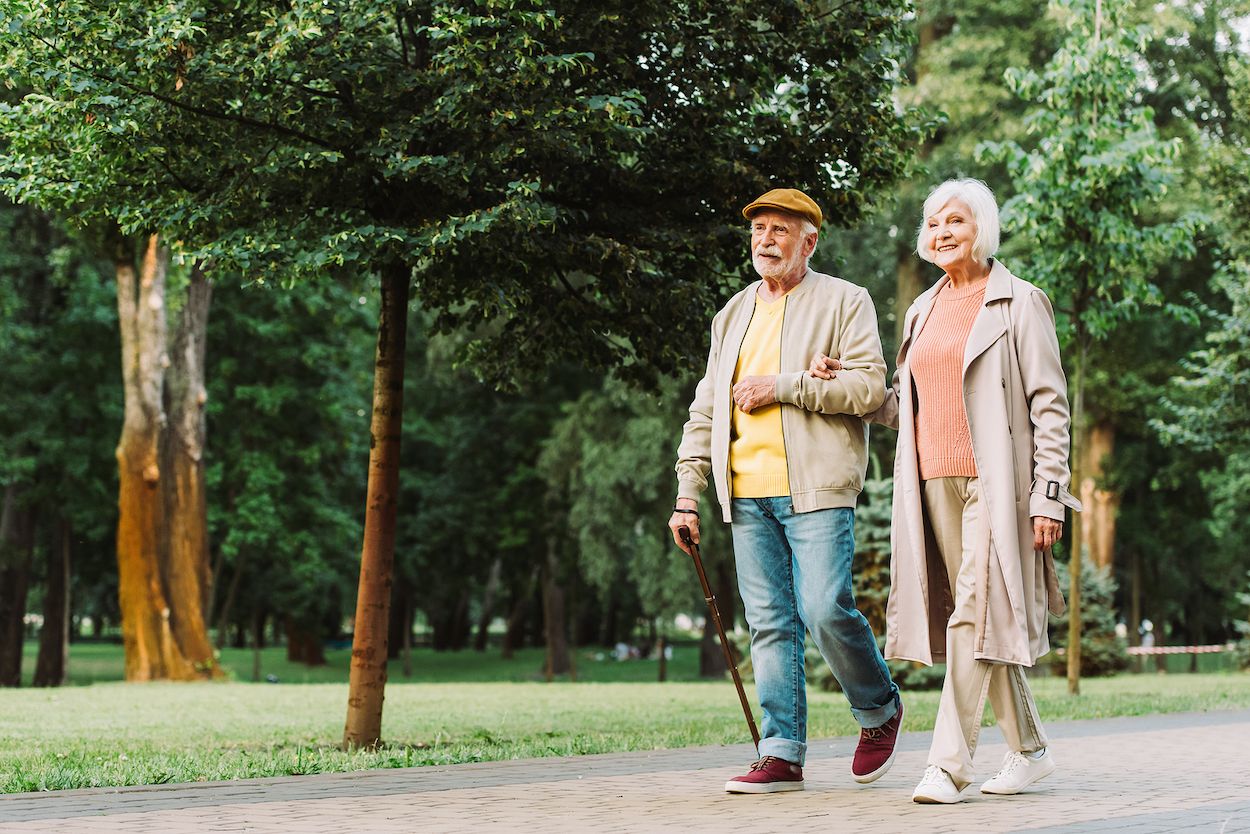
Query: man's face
750 210 815 281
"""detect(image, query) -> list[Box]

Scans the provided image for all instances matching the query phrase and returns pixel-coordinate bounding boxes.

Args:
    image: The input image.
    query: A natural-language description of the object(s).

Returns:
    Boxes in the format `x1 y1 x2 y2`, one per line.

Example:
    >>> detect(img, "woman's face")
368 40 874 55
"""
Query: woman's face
925 198 978 272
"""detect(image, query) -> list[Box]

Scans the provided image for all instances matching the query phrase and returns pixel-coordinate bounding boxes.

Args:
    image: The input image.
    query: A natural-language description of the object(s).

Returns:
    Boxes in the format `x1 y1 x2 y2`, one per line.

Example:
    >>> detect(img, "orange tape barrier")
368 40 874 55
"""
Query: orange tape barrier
1125 643 1236 656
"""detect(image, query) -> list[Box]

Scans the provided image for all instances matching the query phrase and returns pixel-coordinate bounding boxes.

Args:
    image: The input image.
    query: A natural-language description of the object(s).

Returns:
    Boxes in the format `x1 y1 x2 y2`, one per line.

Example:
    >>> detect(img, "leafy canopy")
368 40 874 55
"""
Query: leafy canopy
0 0 922 386
978 0 1198 346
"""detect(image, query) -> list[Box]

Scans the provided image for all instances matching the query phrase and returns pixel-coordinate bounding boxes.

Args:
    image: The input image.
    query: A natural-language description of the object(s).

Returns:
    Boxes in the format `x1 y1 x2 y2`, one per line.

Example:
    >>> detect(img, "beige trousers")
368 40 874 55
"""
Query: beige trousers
923 477 1047 789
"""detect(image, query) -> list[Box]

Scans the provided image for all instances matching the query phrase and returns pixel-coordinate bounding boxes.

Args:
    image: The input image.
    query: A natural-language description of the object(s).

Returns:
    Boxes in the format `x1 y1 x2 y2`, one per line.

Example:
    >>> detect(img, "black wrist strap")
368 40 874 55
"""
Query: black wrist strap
673 507 700 518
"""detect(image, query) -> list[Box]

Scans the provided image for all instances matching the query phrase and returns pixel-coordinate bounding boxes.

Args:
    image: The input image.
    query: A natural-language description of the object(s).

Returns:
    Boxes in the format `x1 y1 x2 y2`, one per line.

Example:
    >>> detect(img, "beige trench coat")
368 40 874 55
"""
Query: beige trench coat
877 259 1083 667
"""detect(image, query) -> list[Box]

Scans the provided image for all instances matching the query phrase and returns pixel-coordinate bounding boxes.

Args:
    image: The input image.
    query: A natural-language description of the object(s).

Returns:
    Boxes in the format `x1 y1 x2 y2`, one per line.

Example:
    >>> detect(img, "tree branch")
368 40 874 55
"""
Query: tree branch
28 32 346 153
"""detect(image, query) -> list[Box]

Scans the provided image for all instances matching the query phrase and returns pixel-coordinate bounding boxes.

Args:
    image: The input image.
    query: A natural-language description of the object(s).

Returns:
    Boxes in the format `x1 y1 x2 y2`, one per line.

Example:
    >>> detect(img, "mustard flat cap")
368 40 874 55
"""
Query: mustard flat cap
741 187 823 230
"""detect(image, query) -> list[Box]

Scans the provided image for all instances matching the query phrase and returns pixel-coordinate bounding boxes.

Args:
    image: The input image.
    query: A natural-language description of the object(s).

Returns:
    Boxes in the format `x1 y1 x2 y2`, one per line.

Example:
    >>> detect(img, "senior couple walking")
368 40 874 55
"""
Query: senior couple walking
667 179 1081 804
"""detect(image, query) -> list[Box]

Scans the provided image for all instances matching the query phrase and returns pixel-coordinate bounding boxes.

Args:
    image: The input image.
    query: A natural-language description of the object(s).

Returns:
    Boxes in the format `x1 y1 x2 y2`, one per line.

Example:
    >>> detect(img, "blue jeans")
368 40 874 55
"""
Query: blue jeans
731 498 899 765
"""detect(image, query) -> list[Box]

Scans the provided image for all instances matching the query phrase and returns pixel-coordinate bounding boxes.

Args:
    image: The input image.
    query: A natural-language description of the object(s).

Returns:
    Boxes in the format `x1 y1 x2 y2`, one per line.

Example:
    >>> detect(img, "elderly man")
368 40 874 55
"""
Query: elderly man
669 187 902 793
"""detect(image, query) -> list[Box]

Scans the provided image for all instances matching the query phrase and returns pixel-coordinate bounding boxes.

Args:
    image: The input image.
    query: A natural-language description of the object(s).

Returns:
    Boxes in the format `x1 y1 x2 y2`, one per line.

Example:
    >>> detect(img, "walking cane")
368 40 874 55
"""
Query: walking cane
678 526 761 750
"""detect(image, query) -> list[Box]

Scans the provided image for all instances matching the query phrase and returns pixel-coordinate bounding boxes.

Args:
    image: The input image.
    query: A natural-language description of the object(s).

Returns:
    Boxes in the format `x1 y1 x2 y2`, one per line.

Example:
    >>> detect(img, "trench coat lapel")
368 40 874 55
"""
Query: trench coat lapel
895 284 943 654
900 278 944 358
962 261 1013 371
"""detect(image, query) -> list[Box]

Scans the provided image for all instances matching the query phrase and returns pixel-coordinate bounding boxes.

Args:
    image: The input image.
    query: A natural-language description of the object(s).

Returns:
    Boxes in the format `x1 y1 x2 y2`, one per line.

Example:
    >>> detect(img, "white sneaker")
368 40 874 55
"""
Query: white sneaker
912 765 966 804
980 749 1057 795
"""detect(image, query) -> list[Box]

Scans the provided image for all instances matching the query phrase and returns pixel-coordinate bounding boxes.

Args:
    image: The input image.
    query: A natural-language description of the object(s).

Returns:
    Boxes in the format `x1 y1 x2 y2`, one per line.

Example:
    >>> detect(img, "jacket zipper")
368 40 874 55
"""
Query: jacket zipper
778 294 793 500
727 297 758 502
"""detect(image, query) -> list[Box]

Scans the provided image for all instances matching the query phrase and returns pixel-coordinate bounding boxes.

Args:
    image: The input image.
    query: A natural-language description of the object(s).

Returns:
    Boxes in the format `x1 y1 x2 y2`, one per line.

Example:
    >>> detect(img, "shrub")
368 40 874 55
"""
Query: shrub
1049 557 1130 677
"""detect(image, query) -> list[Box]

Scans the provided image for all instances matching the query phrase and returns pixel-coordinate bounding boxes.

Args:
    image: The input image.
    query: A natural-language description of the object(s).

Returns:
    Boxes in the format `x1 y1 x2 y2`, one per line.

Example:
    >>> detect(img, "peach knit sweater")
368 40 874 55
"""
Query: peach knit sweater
911 278 987 480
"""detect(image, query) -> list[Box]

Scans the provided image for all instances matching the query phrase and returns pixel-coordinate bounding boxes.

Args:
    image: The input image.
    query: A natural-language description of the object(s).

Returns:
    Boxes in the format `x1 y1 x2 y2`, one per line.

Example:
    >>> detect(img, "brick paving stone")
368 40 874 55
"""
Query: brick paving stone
0 710 1247 833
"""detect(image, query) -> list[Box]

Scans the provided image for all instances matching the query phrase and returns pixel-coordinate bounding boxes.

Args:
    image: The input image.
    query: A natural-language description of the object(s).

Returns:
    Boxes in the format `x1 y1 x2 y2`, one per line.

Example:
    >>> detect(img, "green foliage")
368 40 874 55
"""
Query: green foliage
1151 34 1250 639
0 0 924 387
206 278 374 634
1049 557 1129 677
539 376 729 622
394 313 576 645
0 203 120 624
979 0 1198 348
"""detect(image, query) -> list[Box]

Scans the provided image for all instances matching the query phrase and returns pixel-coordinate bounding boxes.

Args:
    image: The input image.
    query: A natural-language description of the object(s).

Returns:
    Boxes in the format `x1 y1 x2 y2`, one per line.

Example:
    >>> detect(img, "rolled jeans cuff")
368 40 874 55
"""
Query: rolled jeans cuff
854 688 901 730
757 737 807 767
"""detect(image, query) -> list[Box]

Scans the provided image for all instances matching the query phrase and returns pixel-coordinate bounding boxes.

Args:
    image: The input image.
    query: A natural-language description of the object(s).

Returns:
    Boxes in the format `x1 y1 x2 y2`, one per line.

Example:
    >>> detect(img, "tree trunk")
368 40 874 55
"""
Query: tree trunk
215 557 244 650
656 633 667 682
0 487 34 687
401 598 413 678
161 262 219 678
251 607 264 682
473 557 503 652
699 562 737 678
895 255 925 348
450 588 471 651
342 262 410 750
1067 339 1087 695
1080 420 1119 570
698 618 728 679
285 618 326 666
502 565 538 659
541 538 571 680
33 518 72 686
115 234 204 681
387 577 410 660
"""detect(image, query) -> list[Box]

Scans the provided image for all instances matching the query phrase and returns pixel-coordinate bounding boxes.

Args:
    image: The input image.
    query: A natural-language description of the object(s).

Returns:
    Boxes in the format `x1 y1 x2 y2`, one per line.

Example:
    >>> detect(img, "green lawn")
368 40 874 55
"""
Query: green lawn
19 641 710 686
2 642 1248 794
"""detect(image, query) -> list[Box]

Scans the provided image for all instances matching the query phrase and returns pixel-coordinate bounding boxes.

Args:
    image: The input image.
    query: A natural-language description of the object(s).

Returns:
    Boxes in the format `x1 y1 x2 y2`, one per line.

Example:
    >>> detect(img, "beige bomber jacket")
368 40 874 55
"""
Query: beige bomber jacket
675 269 887 523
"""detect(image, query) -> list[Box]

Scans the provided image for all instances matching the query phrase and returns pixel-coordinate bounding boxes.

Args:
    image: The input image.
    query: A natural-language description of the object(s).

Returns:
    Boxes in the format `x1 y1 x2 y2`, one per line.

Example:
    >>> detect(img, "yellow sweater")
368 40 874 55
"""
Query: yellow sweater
730 293 789 497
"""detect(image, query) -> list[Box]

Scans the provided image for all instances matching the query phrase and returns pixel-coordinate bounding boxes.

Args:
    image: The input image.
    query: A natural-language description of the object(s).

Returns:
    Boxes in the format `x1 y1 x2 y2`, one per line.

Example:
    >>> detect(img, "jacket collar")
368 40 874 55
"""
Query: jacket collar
984 258 1014 303
749 267 817 304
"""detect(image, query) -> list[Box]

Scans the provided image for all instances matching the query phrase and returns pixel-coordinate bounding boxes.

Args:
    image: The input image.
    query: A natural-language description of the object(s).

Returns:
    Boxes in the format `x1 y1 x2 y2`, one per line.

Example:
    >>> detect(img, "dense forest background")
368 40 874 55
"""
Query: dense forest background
1 0 1247 719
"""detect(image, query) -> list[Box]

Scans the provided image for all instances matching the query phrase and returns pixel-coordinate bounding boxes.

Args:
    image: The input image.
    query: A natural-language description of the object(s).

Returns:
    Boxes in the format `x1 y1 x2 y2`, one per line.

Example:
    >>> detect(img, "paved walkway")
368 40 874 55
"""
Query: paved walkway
2 710 1248 833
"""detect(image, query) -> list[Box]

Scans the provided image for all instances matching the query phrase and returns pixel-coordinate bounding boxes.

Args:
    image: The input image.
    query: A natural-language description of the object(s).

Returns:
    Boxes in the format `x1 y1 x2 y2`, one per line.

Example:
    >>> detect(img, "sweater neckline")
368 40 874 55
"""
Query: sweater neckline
940 275 990 300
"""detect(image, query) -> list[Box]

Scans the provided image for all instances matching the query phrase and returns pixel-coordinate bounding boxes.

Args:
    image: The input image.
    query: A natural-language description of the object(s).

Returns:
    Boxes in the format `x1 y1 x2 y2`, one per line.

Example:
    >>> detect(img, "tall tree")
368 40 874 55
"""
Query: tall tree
113 233 218 680
979 0 1198 693
1 0 921 745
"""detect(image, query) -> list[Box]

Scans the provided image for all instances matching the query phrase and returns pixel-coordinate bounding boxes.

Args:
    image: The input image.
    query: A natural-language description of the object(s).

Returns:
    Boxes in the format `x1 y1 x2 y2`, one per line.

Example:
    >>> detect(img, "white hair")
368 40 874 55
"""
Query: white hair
915 178 1001 264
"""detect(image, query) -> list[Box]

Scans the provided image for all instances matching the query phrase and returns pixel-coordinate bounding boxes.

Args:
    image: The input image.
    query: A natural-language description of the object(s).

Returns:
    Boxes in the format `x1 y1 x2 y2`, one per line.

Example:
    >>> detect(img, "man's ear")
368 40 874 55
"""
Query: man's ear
803 233 819 258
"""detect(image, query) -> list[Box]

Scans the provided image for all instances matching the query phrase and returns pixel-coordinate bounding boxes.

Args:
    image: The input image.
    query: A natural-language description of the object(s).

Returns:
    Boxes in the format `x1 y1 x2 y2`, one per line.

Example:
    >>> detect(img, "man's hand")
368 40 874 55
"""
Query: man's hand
807 353 842 380
732 375 777 414
1033 516 1063 551
668 499 701 556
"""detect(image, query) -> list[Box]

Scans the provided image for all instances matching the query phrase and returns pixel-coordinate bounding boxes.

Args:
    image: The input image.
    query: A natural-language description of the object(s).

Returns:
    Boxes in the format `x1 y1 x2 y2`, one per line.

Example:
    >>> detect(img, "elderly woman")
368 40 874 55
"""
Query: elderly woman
810 178 1081 803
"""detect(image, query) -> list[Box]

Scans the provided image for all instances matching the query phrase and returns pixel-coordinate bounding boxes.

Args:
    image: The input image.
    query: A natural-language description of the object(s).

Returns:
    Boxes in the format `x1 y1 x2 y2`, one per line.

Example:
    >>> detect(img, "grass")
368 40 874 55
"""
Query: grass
3 643 1248 794
19 641 712 686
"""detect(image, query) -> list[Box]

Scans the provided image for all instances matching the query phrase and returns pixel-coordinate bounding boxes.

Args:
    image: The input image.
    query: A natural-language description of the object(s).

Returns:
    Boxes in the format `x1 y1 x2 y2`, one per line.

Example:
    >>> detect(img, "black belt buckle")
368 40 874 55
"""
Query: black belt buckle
1046 480 1059 500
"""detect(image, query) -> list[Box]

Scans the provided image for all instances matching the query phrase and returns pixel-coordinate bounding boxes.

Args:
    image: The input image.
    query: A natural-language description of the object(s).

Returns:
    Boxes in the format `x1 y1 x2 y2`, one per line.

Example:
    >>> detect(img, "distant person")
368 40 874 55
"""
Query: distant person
811 178 1081 803
669 187 903 794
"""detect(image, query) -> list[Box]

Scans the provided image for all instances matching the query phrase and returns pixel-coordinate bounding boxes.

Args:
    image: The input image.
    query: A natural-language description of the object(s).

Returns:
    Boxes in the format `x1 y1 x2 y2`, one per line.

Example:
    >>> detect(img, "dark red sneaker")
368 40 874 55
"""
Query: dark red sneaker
852 699 903 783
724 756 805 793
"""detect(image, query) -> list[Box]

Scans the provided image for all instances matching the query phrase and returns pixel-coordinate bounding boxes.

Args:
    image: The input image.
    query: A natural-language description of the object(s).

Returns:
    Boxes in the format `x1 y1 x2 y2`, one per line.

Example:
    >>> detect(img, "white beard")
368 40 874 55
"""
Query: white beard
753 252 798 280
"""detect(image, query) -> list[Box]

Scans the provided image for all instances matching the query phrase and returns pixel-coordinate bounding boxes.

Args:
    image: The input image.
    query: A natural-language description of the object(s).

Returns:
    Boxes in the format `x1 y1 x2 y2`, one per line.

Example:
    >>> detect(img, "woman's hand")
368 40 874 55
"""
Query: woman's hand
1032 516 1063 551
808 353 842 380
